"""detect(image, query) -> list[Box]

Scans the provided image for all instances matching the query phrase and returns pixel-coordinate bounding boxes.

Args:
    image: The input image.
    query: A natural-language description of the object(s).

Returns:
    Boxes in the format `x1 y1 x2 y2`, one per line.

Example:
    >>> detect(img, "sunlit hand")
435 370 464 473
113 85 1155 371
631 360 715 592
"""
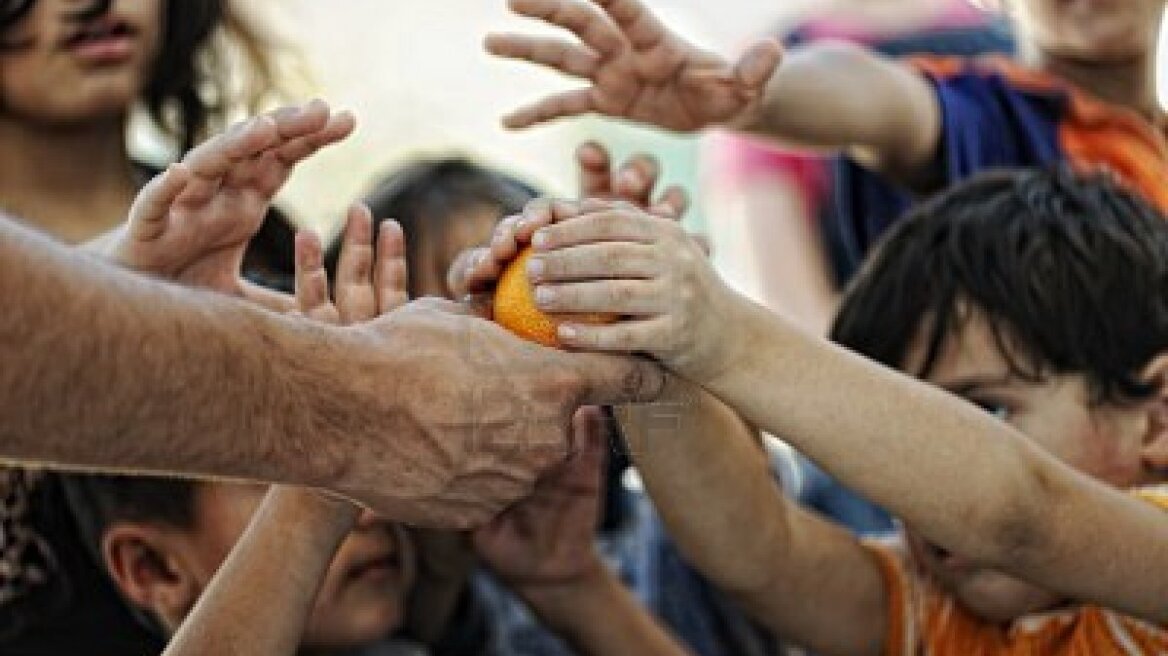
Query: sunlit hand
487 0 782 131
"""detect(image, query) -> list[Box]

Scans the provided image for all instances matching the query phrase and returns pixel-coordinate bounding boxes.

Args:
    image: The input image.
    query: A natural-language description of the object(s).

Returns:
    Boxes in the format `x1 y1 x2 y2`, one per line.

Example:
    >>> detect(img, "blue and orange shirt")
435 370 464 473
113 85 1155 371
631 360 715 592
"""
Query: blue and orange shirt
833 56 1168 266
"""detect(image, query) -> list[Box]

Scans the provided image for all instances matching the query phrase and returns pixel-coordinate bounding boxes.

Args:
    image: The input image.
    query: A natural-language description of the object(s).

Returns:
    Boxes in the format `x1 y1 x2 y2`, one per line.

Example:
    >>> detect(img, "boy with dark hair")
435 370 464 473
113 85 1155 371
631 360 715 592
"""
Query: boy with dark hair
488 167 1168 653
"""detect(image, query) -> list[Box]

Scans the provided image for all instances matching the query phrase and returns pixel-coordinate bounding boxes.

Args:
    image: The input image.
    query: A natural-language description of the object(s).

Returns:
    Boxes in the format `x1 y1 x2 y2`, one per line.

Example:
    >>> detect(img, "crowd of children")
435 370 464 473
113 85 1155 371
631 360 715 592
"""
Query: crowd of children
1 0 1166 654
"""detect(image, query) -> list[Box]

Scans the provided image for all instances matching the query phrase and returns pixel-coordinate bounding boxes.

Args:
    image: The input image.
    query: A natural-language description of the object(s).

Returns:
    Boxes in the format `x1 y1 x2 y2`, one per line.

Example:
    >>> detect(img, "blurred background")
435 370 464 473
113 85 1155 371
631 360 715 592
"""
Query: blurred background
137 0 1168 304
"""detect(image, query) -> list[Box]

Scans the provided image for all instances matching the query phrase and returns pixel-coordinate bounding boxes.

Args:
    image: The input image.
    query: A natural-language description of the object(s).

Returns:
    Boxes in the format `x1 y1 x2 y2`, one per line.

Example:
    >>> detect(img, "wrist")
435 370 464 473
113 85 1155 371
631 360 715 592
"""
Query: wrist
511 556 610 620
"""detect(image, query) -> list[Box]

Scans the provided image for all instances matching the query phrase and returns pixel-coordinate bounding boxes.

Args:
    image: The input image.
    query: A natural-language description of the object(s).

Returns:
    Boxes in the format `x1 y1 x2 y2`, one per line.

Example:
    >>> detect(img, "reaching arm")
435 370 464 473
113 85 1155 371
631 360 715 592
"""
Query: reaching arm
519 200 1168 627
0 213 337 486
162 488 359 656
488 0 939 178
617 378 888 656
703 301 1168 624
474 407 693 656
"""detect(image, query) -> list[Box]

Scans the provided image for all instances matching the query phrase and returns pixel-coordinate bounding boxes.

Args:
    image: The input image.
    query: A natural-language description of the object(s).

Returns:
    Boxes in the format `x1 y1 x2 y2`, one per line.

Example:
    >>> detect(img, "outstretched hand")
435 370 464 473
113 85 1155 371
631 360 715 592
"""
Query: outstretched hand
114 100 355 306
487 0 781 131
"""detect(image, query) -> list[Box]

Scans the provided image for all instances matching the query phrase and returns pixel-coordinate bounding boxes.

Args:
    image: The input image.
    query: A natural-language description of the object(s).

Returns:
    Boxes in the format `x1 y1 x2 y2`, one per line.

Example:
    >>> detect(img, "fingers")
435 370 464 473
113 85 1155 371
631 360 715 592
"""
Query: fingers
485 33 601 79
374 218 410 313
294 230 338 323
558 317 672 355
651 185 689 219
126 163 191 241
527 241 660 283
275 109 357 167
734 39 783 91
503 88 597 130
593 0 669 51
569 351 665 404
576 141 613 199
335 204 377 324
531 210 661 251
177 116 279 205
534 279 665 315
506 0 624 58
612 153 659 207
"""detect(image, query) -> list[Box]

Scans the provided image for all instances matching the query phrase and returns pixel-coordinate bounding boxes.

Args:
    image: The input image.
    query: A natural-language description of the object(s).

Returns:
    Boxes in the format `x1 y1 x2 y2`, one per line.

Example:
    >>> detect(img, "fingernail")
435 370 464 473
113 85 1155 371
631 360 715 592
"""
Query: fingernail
535 286 556 307
532 230 549 249
527 257 545 279
558 325 578 340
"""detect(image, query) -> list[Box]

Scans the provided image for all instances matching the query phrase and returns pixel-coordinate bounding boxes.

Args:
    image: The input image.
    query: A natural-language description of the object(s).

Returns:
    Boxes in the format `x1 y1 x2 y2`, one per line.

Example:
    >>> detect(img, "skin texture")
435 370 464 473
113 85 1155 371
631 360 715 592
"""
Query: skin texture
487 0 1166 185
0 118 666 531
159 209 416 654
470 199 1168 654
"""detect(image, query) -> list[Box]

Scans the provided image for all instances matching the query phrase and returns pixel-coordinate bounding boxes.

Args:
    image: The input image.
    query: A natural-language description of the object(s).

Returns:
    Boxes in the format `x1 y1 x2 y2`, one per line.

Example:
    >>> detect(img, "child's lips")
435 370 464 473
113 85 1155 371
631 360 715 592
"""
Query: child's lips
345 549 402 583
59 17 139 64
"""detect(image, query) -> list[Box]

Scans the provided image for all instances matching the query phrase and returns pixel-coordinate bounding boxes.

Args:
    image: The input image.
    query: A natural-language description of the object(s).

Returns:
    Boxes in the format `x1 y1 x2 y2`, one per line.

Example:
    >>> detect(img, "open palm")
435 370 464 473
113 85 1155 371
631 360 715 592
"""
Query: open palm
487 0 781 131
120 101 355 296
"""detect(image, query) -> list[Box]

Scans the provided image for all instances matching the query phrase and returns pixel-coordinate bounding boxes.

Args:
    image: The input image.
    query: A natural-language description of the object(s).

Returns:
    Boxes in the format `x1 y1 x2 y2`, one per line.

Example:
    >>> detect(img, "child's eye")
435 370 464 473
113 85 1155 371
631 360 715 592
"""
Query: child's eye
972 400 1011 421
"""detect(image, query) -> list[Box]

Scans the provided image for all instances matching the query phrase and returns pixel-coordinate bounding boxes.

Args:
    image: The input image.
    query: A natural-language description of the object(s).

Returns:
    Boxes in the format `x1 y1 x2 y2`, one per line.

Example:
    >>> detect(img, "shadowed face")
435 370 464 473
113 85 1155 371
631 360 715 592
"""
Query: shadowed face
900 310 1157 622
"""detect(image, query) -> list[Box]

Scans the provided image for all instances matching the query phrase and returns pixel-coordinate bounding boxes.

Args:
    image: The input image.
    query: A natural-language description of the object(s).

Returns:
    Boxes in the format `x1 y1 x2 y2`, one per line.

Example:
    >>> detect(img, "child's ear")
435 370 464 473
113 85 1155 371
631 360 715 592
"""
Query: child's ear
1139 354 1168 472
102 524 202 633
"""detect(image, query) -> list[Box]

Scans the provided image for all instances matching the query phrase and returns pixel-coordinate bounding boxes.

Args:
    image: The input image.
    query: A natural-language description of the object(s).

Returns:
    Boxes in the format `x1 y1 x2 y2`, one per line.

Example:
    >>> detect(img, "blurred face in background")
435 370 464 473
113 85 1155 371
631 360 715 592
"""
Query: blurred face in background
0 0 162 125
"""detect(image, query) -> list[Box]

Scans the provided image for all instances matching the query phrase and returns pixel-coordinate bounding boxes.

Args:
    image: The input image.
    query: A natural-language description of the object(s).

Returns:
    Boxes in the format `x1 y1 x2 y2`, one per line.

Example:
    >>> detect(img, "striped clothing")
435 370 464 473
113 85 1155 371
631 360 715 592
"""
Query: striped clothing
864 487 1168 655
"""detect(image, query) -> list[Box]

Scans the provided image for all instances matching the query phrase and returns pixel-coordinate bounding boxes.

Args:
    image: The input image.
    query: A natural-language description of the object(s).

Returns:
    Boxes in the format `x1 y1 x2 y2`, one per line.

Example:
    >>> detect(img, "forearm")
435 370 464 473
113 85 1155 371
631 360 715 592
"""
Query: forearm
735 43 938 173
617 380 788 595
518 566 693 656
711 298 1168 622
0 216 344 486
164 487 360 656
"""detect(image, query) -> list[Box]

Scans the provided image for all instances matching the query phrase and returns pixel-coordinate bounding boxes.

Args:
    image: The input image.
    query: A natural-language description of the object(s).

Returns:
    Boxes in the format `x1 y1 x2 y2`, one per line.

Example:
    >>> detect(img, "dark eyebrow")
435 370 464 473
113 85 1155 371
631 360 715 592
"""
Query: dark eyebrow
936 373 1018 397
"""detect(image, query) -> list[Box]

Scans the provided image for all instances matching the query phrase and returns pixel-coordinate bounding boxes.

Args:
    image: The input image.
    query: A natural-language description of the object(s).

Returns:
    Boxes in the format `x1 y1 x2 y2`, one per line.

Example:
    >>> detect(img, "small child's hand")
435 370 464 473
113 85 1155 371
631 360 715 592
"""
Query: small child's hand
447 142 687 302
472 406 608 590
526 201 743 383
486 0 782 132
294 204 408 325
116 100 355 300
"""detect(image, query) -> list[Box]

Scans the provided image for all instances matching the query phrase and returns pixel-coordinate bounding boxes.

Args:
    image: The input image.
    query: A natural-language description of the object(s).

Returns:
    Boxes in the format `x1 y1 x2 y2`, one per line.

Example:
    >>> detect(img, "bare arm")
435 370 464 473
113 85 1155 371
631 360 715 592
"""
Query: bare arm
520 567 694 656
705 299 1168 623
738 42 940 179
488 0 939 177
0 213 332 485
163 488 359 656
618 379 887 656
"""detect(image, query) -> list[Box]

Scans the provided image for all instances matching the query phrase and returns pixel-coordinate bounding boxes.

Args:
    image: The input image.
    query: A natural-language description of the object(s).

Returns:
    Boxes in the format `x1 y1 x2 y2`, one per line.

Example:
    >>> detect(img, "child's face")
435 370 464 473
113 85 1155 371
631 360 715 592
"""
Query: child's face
412 205 506 299
1010 0 1165 62
178 483 417 649
0 0 162 124
900 310 1159 622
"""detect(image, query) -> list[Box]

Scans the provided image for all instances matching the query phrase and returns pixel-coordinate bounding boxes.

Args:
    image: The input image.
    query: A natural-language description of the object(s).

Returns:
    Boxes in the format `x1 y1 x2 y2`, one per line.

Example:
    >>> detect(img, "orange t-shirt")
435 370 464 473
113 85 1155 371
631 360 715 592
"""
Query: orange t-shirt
864 487 1168 655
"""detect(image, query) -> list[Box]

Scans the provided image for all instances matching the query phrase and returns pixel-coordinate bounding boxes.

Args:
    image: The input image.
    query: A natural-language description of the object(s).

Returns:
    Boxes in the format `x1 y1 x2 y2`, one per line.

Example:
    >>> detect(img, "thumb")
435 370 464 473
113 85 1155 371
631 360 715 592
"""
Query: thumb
570 353 665 405
735 39 783 90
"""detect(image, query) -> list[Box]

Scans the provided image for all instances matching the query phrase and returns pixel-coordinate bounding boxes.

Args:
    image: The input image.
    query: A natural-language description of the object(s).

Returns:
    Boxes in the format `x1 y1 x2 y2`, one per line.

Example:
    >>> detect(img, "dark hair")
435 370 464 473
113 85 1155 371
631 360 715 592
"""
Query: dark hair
60 475 197 569
831 167 1168 404
1 0 280 151
343 157 540 296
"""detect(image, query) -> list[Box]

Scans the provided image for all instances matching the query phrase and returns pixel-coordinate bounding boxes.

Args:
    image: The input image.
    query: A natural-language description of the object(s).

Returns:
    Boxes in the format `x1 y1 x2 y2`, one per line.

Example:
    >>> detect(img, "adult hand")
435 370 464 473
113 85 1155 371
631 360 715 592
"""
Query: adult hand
299 298 663 529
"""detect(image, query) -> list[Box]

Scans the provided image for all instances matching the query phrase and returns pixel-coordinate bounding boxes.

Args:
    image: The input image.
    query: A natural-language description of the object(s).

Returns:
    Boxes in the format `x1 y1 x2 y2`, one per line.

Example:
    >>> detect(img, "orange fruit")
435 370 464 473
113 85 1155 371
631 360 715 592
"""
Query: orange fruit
493 246 617 348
